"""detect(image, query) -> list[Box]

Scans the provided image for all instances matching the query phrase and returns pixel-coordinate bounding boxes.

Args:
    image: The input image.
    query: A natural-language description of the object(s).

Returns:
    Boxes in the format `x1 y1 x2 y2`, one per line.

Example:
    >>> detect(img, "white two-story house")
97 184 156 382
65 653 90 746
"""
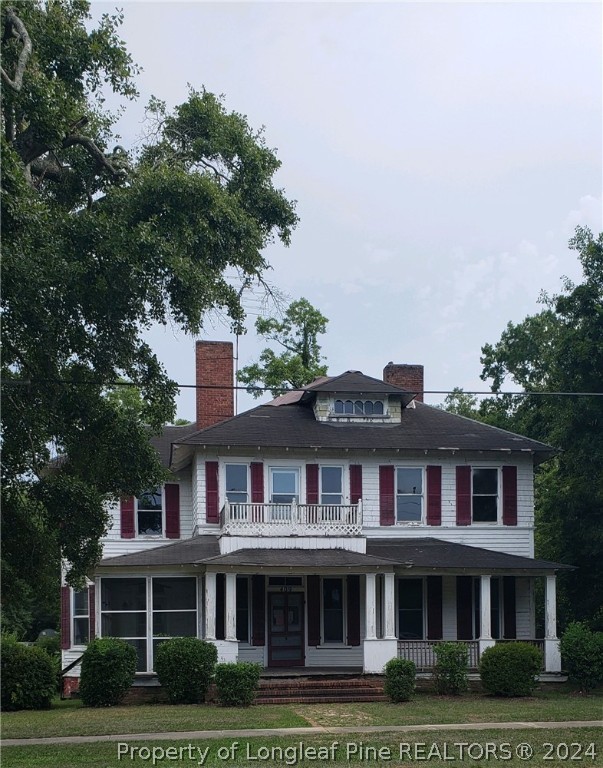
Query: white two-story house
61 341 571 693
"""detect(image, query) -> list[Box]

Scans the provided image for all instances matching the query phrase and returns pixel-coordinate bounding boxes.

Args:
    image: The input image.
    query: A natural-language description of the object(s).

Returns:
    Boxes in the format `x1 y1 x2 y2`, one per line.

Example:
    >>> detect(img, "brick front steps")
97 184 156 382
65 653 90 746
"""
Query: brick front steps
255 676 387 704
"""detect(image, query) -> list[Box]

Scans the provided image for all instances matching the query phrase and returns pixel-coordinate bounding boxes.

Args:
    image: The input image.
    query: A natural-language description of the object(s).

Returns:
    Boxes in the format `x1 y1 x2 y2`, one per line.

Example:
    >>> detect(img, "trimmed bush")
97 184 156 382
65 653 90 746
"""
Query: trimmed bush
560 622 603 693
215 662 262 707
479 642 542 697
1 635 56 711
383 657 416 702
433 642 469 695
154 637 217 704
35 635 61 656
79 638 137 707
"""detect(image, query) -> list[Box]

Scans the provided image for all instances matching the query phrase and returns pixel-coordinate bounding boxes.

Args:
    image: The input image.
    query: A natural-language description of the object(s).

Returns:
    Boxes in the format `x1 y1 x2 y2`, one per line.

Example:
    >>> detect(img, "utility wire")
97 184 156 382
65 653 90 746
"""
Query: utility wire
1 378 602 397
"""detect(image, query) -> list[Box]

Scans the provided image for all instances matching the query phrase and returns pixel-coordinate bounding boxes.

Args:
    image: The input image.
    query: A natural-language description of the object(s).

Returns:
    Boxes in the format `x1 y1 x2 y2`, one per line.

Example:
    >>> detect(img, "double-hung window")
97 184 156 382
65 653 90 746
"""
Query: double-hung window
472 468 498 523
398 578 424 639
73 589 90 645
270 468 299 521
396 468 423 523
322 577 345 643
137 489 163 536
225 464 248 504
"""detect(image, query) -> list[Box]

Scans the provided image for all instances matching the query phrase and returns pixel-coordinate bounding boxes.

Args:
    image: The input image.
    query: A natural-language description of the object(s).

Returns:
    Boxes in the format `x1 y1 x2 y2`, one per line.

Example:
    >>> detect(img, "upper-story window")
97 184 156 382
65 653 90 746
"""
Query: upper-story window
137 490 163 536
396 468 423 523
226 464 248 503
333 399 384 416
321 466 343 505
472 468 498 523
270 468 299 503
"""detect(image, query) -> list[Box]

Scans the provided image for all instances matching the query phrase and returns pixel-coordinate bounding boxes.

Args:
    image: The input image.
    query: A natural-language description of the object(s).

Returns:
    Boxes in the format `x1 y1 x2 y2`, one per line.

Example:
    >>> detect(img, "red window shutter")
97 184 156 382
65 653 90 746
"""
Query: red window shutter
251 575 265 646
88 585 96 641
346 575 361 646
306 464 319 504
61 586 71 649
456 466 471 526
120 495 135 539
165 483 180 539
215 574 225 640
379 466 395 526
250 463 264 504
426 466 442 526
503 576 517 639
502 466 518 526
307 575 321 645
427 576 443 639
205 461 219 523
456 575 473 640
349 465 363 505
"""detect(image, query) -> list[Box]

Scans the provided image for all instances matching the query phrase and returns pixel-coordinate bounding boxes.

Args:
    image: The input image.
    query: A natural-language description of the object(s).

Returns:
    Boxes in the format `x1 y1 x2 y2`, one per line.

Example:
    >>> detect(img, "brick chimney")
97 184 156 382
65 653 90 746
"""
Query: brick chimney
195 341 234 429
383 362 424 402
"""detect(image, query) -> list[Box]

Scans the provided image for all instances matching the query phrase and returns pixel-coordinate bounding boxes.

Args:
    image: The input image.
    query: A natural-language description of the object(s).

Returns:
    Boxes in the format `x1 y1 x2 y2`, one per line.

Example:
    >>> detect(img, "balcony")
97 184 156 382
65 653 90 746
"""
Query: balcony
220 499 363 537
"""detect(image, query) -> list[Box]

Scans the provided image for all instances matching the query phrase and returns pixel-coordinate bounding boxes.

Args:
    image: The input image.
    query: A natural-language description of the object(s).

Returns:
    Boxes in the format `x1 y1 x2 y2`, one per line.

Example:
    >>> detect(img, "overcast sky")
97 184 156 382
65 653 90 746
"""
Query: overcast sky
93 1 602 420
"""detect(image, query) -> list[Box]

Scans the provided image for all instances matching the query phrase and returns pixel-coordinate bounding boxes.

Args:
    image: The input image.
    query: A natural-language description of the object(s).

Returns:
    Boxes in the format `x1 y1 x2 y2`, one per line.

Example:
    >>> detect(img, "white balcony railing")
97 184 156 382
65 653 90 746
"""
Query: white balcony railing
220 499 363 536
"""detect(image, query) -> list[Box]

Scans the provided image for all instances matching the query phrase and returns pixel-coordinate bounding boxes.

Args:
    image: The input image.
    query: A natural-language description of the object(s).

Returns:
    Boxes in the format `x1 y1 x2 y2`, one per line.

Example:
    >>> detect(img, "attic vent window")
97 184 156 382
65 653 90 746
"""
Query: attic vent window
333 399 384 416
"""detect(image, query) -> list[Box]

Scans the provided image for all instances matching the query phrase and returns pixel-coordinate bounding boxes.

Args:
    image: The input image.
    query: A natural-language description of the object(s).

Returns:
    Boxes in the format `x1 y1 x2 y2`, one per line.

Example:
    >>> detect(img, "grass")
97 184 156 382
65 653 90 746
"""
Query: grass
2 689 601 741
2 729 602 767
1 698 308 740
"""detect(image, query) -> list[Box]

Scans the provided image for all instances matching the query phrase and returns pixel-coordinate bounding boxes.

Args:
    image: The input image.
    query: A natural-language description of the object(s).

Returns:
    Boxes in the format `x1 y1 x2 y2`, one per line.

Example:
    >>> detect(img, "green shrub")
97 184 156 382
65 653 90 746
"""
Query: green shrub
383 657 416 702
560 622 603 693
215 662 262 707
35 634 61 657
79 638 137 707
433 642 469 695
479 642 542 697
1 634 56 711
154 637 217 704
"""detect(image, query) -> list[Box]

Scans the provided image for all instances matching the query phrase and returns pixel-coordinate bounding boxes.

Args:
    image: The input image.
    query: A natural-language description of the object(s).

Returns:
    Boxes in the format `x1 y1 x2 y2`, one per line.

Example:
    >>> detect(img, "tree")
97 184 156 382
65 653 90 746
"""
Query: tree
238 298 328 397
438 387 479 418
1 1 298 633
480 227 603 628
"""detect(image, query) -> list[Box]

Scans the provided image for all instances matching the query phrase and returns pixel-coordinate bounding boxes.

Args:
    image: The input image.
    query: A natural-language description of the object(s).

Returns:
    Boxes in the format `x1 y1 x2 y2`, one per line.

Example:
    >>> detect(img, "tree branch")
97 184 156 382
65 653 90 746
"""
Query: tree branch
1 7 32 93
62 134 122 177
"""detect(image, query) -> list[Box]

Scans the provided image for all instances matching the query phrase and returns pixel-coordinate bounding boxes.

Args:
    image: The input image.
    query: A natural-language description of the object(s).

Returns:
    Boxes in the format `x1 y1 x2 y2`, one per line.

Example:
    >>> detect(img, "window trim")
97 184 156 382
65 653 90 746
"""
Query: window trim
395 466 425 525
396 576 426 640
332 399 386 417
320 576 347 646
471 467 500 525
319 464 345 506
269 466 300 503
72 587 90 648
135 487 165 539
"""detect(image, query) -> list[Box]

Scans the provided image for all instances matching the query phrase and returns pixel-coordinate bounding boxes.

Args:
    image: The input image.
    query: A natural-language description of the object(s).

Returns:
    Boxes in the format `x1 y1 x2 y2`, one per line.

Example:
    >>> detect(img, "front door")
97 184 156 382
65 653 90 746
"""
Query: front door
268 592 305 667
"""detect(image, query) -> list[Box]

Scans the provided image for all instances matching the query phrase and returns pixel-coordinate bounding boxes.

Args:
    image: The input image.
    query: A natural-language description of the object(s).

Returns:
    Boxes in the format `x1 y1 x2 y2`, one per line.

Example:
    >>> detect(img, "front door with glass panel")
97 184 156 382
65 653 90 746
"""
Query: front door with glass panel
267 592 304 666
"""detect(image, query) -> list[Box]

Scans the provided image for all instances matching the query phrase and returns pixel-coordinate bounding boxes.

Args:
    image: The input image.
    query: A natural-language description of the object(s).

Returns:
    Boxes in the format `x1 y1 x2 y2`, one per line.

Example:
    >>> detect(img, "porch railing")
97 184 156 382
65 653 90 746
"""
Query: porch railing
397 640 479 670
220 499 363 536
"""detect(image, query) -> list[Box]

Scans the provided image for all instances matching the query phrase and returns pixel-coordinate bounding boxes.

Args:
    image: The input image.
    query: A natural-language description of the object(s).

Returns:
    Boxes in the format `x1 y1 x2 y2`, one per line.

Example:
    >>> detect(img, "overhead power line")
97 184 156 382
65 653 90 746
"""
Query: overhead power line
1 378 603 397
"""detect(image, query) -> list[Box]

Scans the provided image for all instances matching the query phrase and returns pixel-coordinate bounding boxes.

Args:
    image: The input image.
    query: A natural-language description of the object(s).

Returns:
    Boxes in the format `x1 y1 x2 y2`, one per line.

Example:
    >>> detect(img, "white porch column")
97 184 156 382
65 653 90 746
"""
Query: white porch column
225 572 237 642
205 571 216 641
479 574 495 657
365 573 377 640
363 571 397 674
384 572 396 640
544 574 561 672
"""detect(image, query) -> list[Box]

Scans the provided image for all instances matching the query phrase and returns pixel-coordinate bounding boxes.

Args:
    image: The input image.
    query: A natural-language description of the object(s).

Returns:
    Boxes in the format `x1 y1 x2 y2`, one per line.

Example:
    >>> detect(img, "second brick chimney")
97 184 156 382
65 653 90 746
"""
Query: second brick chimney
195 341 234 429
383 362 424 402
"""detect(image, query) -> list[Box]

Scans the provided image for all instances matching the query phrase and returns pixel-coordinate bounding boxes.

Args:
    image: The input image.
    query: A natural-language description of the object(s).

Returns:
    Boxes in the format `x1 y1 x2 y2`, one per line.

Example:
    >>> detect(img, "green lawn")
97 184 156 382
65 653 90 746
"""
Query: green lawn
2 690 601 741
2 729 602 767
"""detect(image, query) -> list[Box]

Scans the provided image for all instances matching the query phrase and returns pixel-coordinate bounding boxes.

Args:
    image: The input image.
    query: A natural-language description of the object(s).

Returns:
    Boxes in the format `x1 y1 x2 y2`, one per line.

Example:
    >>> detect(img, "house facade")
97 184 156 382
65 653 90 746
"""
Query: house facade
61 341 570 690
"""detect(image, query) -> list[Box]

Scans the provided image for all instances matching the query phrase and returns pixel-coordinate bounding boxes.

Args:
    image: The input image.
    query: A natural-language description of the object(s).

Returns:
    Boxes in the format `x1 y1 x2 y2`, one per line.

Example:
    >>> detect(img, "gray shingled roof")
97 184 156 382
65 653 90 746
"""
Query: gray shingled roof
176 401 555 459
98 535 572 571
366 538 574 571
150 424 197 468
305 370 413 395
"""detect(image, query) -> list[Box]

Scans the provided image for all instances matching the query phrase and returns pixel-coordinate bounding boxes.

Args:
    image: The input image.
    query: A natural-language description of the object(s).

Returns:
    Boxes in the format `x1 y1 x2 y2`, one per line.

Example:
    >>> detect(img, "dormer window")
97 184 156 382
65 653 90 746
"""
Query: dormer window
333 399 384 416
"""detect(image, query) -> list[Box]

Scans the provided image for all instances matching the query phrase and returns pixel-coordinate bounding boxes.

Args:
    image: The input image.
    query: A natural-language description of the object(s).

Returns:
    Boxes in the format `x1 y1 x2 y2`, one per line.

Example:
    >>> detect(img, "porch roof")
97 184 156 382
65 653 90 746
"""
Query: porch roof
98 535 573 572
366 538 574 572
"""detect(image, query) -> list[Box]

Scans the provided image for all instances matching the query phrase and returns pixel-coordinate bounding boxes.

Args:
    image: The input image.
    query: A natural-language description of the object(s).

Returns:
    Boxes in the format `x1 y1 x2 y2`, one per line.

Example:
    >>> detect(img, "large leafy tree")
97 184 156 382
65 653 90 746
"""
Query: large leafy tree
480 227 603 628
1 1 298 633
238 298 328 397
